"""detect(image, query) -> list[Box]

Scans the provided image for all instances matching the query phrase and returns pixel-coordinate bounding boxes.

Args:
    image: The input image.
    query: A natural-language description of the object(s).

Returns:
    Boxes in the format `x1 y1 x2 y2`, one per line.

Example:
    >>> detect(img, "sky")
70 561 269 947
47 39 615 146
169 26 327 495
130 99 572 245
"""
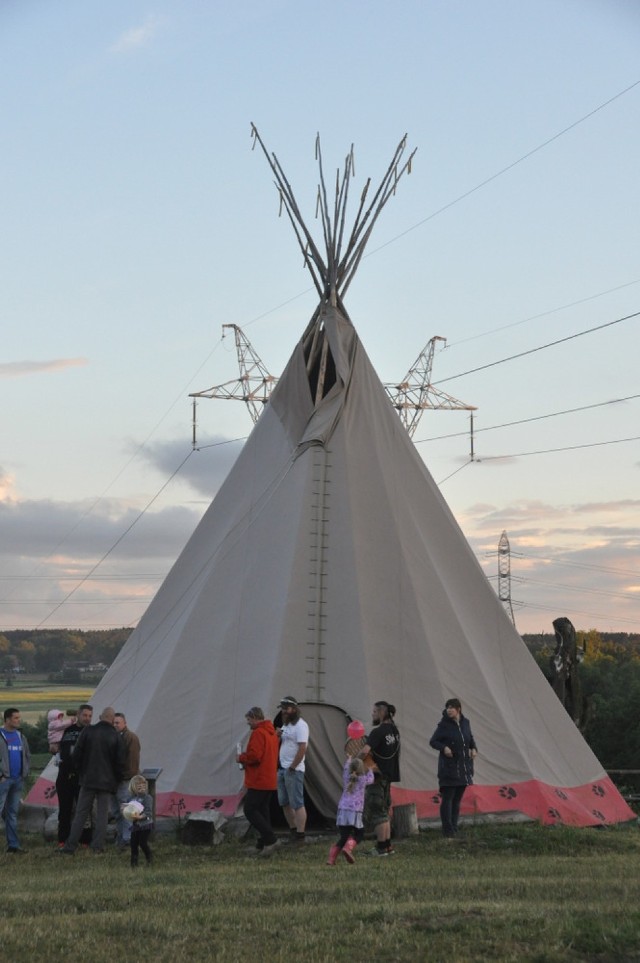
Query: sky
1 0 639 636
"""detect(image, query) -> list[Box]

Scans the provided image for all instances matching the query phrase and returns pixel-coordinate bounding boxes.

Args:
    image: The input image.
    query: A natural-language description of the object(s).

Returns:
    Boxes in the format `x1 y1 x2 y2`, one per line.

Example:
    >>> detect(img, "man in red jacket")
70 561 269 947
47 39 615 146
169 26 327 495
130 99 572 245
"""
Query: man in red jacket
237 706 279 857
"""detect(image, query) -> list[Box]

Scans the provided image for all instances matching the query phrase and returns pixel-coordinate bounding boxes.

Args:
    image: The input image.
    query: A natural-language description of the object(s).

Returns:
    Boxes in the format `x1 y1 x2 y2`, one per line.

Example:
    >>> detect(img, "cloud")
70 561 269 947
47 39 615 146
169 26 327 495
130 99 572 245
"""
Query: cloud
0 358 88 379
110 15 165 54
134 435 245 498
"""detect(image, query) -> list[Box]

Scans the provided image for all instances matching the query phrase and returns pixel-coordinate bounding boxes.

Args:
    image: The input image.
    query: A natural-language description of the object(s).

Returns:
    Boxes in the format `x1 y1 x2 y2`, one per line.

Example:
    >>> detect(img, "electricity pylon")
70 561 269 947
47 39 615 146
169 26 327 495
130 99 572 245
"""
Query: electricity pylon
498 530 516 627
189 325 278 442
383 335 476 437
190 328 476 445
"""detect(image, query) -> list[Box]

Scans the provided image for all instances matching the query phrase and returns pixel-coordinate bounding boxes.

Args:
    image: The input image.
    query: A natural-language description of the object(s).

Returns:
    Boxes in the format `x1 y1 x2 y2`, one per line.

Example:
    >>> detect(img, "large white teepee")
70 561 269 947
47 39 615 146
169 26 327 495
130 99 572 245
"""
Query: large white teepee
29 130 632 827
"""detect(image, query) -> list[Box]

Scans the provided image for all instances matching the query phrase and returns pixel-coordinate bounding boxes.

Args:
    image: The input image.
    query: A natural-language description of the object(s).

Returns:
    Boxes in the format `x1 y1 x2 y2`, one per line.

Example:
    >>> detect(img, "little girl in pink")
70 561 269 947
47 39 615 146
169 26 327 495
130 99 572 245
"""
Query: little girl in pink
327 737 374 865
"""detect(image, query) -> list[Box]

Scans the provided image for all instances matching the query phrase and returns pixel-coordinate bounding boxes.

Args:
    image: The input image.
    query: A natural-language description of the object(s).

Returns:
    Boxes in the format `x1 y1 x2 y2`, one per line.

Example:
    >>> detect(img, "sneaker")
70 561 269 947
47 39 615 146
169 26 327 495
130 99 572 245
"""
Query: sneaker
369 845 395 857
258 840 281 858
6 847 27 855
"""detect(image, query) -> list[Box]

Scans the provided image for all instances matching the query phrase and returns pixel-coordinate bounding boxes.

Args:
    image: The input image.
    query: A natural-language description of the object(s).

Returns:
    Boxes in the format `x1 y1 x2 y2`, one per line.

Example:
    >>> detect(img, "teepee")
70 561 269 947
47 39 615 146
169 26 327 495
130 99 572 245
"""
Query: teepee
28 129 632 827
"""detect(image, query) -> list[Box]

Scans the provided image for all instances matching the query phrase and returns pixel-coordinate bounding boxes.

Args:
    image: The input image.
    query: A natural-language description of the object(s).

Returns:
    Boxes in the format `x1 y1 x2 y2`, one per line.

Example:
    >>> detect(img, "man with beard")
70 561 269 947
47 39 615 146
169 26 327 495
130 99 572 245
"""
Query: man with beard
277 696 309 847
359 701 400 856
56 703 93 847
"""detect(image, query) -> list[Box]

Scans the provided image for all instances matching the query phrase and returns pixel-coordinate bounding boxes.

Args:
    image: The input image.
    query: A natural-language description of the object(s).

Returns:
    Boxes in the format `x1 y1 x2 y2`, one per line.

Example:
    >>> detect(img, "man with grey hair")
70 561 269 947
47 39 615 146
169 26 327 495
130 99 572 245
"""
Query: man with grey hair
59 707 126 855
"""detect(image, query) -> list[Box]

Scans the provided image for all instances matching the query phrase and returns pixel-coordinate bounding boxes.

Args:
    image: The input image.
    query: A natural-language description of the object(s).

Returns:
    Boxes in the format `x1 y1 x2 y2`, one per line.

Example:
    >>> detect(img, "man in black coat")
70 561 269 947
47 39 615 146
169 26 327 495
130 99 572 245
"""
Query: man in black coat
60 706 126 855
56 703 93 846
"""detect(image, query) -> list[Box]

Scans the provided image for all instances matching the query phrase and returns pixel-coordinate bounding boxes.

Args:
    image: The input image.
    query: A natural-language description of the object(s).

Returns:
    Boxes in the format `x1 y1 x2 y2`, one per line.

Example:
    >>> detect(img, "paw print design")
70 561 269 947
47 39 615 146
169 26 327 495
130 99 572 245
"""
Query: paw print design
498 786 517 800
592 809 605 821
554 789 568 800
431 793 442 805
592 785 606 798
44 785 58 800
204 798 224 810
547 808 560 819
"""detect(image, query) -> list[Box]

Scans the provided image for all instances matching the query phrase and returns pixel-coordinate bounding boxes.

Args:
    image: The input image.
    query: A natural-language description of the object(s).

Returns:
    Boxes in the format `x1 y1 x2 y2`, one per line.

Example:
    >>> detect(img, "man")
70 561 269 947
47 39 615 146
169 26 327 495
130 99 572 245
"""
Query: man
113 711 141 849
60 706 125 855
237 706 279 857
0 707 30 854
277 696 309 846
56 703 93 847
359 700 400 856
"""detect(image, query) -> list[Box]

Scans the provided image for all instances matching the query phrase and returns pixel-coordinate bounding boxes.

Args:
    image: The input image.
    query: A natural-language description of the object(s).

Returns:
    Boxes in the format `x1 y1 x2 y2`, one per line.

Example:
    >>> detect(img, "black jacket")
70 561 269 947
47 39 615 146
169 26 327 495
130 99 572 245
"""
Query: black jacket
429 711 477 787
71 721 126 792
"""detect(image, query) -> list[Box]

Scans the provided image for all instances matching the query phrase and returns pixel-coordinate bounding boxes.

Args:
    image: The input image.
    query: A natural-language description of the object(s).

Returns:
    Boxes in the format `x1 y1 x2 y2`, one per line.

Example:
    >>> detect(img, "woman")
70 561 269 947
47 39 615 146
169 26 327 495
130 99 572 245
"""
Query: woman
429 698 477 838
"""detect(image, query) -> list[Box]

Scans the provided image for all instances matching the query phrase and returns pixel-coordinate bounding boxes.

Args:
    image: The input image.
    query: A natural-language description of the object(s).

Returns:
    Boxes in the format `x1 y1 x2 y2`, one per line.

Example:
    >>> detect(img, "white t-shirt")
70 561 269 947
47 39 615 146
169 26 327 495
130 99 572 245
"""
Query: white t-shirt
279 718 309 771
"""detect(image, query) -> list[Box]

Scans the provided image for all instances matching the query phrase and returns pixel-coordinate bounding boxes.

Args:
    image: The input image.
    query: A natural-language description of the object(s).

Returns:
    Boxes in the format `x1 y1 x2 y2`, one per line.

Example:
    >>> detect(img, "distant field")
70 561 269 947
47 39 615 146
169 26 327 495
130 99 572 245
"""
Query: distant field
1 681 94 723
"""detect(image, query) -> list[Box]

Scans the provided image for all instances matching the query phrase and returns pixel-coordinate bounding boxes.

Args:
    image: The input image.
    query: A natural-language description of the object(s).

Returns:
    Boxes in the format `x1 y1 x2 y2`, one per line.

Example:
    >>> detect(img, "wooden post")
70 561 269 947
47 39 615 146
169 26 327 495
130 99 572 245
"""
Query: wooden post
392 802 418 838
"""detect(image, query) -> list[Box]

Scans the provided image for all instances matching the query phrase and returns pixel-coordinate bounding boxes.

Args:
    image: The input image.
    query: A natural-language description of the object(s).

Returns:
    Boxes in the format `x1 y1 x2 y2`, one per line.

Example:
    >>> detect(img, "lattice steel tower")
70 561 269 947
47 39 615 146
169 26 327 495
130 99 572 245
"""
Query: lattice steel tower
498 530 516 627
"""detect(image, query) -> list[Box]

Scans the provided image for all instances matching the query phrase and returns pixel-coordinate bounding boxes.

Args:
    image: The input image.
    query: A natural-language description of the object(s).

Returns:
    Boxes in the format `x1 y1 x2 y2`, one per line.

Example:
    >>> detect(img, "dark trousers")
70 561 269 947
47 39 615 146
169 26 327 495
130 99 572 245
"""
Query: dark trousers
56 772 91 844
130 829 152 865
439 785 467 836
243 788 276 847
65 787 111 852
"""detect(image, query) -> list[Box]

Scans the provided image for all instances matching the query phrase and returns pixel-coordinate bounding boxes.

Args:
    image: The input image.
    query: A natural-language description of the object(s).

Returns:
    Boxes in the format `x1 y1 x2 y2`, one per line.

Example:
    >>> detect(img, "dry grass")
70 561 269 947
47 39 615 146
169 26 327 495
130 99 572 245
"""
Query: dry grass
1 823 639 961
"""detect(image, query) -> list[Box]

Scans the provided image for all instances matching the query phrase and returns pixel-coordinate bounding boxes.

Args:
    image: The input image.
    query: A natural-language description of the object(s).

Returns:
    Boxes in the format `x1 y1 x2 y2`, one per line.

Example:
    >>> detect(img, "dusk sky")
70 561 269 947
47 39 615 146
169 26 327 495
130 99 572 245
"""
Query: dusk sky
1 1 639 635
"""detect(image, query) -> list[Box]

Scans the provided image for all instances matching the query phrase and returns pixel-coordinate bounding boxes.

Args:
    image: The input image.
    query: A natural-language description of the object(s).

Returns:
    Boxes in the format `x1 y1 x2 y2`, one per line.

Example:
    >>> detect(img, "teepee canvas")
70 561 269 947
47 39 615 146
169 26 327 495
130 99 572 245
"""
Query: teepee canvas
28 130 632 827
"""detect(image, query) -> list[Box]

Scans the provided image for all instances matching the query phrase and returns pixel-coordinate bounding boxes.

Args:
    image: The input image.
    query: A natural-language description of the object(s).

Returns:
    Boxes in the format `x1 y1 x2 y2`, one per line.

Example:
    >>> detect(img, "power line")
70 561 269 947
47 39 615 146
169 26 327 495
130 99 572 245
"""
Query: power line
478 433 640 462
368 80 640 257
35 449 194 629
514 598 640 629
432 310 640 387
448 277 640 348
243 81 640 330
514 552 639 580
416 392 640 444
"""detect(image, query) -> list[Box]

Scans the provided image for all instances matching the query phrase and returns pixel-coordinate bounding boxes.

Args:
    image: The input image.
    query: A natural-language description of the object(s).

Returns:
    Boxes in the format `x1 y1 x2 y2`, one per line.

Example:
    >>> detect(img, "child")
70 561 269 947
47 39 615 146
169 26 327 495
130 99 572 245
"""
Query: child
124 774 153 868
327 737 374 865
47 709 72 755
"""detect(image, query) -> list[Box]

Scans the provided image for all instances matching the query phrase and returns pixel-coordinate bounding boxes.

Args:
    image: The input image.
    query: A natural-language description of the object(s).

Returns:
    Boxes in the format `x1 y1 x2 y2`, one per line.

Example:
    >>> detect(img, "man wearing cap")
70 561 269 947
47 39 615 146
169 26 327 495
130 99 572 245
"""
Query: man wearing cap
277 697 309 847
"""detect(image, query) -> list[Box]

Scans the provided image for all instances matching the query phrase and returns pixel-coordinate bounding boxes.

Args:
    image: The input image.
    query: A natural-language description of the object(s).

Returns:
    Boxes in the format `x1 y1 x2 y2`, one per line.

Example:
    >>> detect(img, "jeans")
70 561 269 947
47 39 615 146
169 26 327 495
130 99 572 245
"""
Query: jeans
0 776 23 850
439 784 467 836
115 781 133 845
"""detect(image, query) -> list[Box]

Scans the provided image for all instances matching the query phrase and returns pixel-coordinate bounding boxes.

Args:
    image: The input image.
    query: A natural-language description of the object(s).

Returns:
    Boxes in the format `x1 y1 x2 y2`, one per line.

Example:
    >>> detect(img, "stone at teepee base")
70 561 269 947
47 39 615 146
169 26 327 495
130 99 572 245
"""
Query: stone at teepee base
181 810 227 846
392 803 418 838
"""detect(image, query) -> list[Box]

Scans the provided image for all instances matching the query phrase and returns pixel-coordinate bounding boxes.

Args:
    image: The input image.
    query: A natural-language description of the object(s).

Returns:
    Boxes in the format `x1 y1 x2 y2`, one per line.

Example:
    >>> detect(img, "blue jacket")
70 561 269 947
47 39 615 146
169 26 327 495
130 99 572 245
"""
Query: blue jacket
0 728 30 780
429 711 477 787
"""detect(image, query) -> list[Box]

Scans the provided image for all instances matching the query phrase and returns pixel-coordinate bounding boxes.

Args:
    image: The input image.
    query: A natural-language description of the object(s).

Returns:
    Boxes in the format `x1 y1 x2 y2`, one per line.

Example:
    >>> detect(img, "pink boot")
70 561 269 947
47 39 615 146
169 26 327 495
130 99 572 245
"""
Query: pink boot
342 838 357 864
327 843 341 866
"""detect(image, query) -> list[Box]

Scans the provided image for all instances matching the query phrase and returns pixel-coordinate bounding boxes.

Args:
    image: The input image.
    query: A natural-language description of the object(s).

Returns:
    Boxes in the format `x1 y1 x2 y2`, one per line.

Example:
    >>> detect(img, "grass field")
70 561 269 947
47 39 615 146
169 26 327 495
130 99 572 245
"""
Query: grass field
1 823 639 961
1 680 94 723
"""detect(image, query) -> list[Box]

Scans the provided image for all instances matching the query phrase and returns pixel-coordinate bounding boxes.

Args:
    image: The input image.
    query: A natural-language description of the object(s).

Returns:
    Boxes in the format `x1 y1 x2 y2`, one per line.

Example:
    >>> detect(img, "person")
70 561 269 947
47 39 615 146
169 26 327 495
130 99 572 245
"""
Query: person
429 697 478 838
277 696 309 847
125 774 153 868
56 703 94 847
0 707 30 854
327 736 374 866
59 706 126 855
47 708 72 755
359 701 401 857
237 706 279 857
113 711 141 849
